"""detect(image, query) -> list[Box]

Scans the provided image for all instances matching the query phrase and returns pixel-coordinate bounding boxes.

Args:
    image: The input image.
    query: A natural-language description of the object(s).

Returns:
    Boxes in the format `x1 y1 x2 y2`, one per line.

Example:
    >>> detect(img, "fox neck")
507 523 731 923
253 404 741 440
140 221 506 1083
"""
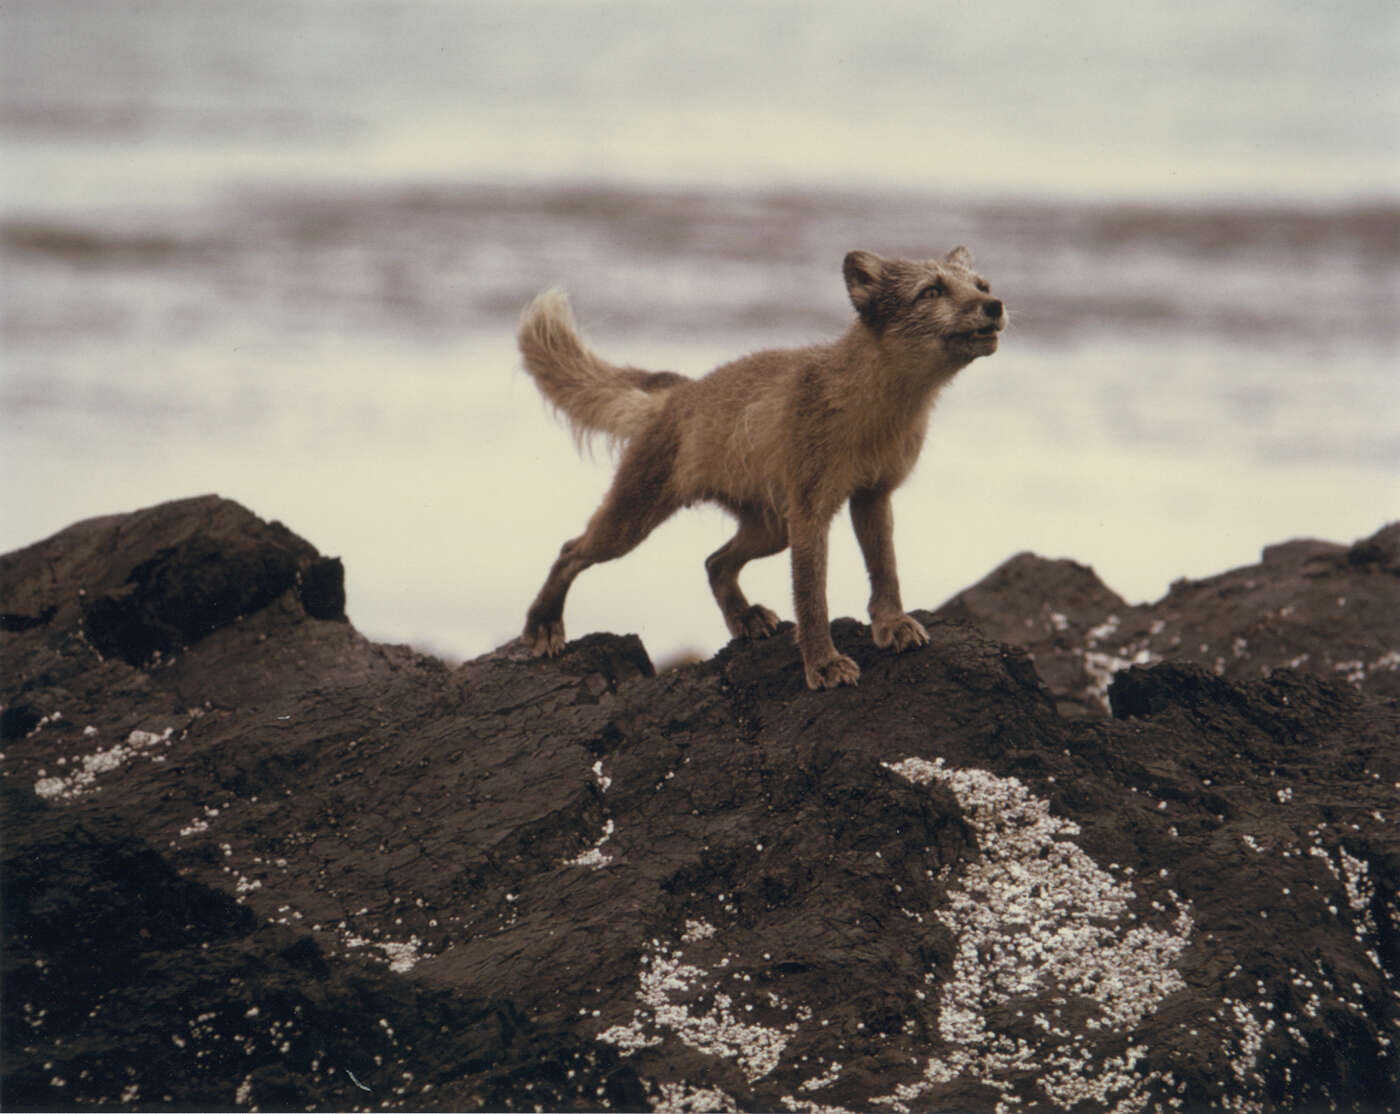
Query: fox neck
833 324 963 420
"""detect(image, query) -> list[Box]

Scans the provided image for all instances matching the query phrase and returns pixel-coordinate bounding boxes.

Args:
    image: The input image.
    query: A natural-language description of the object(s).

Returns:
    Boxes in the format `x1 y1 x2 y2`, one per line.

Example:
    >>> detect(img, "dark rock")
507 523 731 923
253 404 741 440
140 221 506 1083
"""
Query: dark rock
0 605 56 634
940 522 1400 715
0 702 43 742
936 552 1128 718
2 498 1396 1112
0 786 642 1113
1349 522 1400 574
0 494 346 668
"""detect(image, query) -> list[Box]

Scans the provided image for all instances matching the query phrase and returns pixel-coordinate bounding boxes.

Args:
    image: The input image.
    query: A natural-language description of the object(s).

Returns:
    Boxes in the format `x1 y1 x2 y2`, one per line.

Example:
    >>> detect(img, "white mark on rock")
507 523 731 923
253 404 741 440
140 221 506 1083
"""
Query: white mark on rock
33 727 174 800
879 756 1195 1112
563 819 616 870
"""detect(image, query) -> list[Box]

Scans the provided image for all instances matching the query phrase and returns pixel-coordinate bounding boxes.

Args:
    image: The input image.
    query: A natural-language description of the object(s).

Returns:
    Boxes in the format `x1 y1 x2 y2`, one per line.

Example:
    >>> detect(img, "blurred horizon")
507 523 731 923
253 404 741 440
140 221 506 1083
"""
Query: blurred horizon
4 0 1397 212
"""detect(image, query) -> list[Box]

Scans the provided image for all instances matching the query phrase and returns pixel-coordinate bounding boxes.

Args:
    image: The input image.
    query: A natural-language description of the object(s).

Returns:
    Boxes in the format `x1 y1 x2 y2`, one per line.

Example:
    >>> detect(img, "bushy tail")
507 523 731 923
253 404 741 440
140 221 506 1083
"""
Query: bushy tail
517 289 683 449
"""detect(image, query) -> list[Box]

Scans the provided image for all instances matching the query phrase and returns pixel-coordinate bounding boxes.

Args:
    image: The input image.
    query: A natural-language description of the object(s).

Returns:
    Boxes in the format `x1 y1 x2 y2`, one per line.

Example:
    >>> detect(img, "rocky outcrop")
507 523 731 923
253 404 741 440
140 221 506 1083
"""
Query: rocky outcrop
937 526 1400 718
2 497 1397 1112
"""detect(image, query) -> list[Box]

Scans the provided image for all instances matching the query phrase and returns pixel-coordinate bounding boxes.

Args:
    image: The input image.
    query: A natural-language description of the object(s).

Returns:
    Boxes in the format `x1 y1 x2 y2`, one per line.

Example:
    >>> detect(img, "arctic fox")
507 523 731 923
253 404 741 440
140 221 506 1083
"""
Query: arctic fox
517 248 1006 690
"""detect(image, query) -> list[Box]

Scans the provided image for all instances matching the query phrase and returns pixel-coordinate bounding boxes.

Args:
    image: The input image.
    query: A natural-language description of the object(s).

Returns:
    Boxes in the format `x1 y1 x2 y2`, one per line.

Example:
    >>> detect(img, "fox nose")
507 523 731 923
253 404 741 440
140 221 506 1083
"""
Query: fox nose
983 299 1004 321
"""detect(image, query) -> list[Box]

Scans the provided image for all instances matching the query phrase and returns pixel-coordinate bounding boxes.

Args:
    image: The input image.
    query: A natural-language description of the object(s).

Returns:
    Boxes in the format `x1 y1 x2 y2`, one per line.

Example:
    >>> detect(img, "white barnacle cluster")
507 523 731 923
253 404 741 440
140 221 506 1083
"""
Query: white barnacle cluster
1223 999 1266 1086
599 922 857 1106
781 1098 859 1114
1039 1044 1155 1110
1333 649 1400 687
342 931 425 973
649 1080 740 1113
599 757 1205 1111
1203 825 1394 1103
1336 847 1374 922
681 918 718 942
1079 616 1159 711
563 819 616 870
600 933 795 1082
322 902 432 975
878 757 1194 1111
374 937 426 974
33 726 175 800
595 755 1391 1111
1310 842 1380 958
562 759 617 869
595 1016 663 1055
797 1061 844 1092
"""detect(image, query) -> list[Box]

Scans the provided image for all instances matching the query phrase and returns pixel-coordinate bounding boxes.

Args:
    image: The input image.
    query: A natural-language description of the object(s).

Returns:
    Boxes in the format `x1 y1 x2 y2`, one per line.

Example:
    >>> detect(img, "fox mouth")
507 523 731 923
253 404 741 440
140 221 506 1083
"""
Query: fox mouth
951 323 1002 344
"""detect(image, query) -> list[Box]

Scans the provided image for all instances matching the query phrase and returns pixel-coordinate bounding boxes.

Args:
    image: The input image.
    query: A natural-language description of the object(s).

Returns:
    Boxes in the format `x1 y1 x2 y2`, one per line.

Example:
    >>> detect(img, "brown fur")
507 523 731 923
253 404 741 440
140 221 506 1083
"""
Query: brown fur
517 248 1006 690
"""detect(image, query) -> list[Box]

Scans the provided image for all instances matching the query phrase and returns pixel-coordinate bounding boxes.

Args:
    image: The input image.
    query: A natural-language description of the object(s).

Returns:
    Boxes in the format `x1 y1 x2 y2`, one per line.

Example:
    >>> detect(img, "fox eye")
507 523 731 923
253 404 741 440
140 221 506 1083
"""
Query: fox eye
976 280 991 293
918 280 945 300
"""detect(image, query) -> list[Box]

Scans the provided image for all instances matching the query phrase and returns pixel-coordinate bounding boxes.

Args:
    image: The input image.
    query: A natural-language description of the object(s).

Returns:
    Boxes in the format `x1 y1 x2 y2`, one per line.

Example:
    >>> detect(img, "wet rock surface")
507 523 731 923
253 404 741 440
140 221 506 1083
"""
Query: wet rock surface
2 497 1396 1112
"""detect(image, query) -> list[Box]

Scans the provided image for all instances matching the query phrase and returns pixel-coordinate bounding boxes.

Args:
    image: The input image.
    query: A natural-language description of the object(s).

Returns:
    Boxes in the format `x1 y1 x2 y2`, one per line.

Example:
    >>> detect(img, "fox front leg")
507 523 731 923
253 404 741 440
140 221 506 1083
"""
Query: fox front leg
849 487 929 653
788 514 861 690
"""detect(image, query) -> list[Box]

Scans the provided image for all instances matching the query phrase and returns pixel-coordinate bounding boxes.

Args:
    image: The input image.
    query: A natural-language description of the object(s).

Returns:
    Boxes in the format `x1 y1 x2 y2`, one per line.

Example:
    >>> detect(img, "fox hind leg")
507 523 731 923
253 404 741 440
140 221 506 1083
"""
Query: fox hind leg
524 434 680 657
705 508 787 640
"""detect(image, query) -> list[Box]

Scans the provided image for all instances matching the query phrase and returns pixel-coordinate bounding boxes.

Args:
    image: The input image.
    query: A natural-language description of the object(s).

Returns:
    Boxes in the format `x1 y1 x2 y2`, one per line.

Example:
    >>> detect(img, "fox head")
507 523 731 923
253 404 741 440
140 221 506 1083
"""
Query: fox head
843 248 1006 363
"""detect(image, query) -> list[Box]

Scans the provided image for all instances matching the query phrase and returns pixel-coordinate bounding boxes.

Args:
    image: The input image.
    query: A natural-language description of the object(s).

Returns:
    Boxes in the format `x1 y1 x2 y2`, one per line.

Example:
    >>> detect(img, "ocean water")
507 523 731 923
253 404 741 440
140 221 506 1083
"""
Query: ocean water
2 1 1396 666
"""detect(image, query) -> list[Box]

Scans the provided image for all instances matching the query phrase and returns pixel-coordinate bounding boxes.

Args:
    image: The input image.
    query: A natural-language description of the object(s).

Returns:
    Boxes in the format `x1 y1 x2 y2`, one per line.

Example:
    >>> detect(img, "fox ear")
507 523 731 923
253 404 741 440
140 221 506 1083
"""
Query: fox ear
944 245 974 269
844 250 886 324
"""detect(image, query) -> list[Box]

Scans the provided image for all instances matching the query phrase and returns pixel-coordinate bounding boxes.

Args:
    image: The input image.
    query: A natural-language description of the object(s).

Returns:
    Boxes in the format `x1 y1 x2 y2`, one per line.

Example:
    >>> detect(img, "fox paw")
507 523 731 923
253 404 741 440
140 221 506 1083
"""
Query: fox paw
734 604 781 640
526 619 567 658
873 613 929 653
804 652 861 691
